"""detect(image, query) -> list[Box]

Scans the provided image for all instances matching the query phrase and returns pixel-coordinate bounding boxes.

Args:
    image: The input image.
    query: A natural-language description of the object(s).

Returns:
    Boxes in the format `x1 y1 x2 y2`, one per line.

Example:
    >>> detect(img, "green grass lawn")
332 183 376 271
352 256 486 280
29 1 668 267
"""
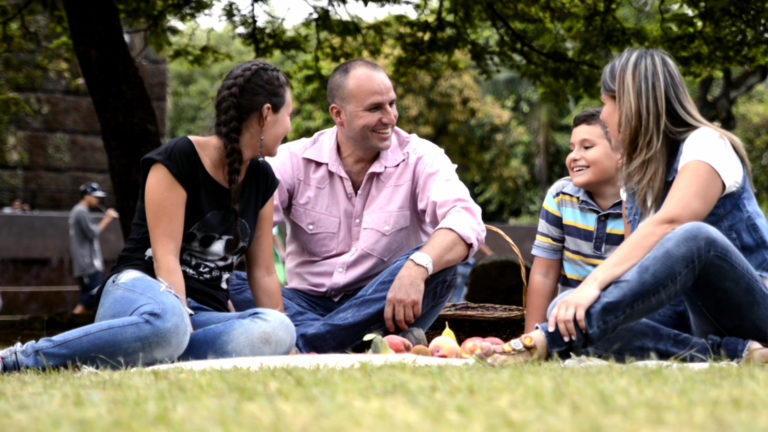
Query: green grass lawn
2 361 767 431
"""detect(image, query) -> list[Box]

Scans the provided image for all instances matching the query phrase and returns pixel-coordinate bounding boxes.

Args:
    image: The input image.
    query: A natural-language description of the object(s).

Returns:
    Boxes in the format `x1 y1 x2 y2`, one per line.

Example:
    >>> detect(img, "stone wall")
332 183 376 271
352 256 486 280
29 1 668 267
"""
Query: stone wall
0 32 167 211
0 211 124 316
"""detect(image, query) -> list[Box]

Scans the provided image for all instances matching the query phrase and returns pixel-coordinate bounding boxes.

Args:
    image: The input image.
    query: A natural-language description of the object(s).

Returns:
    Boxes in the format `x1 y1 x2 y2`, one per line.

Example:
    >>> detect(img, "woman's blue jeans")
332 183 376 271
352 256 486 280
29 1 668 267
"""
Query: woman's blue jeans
230 248 457 353
1 270 295 371
543 222 768 361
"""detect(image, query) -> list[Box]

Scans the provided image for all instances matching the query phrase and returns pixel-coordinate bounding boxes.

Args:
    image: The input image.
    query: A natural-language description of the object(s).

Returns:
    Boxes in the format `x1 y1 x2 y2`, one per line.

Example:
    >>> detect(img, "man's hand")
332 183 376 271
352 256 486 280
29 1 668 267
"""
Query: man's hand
384 261 428 332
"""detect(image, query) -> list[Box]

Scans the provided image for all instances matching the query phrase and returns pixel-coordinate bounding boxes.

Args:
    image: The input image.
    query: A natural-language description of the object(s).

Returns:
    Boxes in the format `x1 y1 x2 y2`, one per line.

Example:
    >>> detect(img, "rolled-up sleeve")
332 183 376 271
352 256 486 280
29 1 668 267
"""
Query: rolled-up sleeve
413 142 486 260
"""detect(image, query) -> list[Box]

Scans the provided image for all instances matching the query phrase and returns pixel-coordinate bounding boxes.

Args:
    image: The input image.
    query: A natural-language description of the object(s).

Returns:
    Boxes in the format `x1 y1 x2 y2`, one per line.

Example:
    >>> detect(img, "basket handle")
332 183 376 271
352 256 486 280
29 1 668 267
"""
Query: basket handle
484 224 528 308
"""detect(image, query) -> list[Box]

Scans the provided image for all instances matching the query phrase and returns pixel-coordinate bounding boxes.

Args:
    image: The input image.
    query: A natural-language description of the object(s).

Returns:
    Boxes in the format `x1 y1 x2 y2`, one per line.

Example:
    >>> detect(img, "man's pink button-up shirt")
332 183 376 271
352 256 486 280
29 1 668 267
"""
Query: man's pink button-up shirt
267 126 485 299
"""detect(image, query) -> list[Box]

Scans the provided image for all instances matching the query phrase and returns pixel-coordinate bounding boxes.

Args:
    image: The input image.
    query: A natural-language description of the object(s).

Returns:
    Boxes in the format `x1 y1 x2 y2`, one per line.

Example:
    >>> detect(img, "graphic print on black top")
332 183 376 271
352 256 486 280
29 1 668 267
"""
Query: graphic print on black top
109 136 278 311
183 210 250 289
144 210 250 290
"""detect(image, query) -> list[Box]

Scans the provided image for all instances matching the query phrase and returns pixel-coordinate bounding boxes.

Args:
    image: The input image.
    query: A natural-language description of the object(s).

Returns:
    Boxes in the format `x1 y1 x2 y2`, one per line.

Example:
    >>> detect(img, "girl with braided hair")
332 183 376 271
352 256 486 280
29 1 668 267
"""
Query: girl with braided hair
1 60 296 372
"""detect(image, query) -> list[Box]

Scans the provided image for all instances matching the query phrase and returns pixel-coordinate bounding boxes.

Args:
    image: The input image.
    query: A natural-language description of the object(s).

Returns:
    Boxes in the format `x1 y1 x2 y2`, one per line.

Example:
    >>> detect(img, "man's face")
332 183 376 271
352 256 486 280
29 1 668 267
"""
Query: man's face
332 68 398 157
85 194 101 208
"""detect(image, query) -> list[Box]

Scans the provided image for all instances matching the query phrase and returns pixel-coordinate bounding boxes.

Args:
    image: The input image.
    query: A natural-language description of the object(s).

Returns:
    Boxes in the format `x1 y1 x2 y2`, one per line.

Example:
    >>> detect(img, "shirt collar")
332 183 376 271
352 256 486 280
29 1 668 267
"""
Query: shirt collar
563 180 622 213
299 126 407 173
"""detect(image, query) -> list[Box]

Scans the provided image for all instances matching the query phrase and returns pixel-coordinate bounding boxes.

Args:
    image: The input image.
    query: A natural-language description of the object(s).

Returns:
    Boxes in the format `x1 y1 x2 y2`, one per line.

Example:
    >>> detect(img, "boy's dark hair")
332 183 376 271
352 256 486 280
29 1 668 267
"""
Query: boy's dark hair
572 108 603 128
573 108 611 145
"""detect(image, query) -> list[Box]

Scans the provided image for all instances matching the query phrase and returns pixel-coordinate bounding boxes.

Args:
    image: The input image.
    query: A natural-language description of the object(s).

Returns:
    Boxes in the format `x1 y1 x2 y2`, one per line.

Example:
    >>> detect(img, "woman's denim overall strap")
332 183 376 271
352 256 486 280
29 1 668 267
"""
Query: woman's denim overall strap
627 142 768 278
624 145 691 333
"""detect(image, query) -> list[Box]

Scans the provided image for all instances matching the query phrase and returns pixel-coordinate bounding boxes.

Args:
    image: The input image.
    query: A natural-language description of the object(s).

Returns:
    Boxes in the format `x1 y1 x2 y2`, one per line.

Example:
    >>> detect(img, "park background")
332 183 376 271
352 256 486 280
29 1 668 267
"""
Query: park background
2 0 768 324
2 0 768 228
2 3 768 431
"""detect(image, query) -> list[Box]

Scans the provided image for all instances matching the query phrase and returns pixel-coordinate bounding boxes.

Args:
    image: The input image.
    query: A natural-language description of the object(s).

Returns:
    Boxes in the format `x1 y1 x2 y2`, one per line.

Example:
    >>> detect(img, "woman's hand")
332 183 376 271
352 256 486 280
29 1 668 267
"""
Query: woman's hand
547 283 602 341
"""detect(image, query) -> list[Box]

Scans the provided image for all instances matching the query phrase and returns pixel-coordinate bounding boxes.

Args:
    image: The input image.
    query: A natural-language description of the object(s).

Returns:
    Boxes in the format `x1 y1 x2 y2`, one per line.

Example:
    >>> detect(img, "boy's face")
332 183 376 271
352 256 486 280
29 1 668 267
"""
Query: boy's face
566 123 621 192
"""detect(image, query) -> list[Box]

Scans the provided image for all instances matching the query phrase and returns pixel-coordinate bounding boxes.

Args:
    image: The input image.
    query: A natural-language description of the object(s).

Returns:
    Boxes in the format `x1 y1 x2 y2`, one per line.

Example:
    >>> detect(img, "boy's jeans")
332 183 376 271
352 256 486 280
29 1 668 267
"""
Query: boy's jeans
1 270 295 371
543 222 768 361
230 248 457 353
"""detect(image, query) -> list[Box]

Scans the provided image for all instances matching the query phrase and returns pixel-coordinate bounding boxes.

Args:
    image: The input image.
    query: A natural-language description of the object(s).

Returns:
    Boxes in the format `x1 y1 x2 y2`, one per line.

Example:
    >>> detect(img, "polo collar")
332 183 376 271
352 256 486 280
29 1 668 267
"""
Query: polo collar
564 180 622 213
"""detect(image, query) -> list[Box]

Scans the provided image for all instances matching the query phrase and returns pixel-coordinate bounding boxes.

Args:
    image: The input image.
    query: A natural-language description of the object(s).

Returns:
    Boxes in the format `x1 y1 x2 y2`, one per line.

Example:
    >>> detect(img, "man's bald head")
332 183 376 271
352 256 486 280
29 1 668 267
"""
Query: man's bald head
327 59 387 106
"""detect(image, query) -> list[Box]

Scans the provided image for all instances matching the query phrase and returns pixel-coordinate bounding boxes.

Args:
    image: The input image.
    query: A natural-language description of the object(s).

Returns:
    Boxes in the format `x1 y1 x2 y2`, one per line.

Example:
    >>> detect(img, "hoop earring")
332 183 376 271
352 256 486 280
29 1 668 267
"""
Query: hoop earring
258 133 265 160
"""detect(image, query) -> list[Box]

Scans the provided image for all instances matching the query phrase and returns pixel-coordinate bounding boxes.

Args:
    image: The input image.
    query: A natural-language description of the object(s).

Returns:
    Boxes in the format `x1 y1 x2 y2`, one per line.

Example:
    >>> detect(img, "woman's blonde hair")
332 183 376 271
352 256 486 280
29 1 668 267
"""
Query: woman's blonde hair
601 48 750 217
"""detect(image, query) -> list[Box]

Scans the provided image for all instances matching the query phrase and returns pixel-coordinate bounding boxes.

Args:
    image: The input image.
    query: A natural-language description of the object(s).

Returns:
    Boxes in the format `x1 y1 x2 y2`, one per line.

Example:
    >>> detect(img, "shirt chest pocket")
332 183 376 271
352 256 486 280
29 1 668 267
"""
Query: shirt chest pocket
360 211 413 261
290 206 340 257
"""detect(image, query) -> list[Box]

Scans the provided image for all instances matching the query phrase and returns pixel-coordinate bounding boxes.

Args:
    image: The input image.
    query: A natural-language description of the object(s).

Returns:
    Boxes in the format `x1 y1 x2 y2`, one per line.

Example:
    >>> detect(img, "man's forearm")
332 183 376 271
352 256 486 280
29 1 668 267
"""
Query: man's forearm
417 228 472 274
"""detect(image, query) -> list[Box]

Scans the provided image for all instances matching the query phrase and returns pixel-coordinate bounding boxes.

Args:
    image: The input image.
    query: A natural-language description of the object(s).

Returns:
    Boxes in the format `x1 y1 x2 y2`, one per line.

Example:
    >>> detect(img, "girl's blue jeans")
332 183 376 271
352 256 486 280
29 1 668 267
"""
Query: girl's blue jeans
543 222 768 361
1 270 295 371
230 247 457 353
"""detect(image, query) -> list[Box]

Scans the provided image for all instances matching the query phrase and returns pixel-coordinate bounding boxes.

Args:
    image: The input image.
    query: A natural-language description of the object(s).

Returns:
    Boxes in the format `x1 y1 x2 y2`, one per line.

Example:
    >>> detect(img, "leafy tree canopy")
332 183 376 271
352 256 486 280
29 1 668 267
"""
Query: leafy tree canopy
3 0 768 220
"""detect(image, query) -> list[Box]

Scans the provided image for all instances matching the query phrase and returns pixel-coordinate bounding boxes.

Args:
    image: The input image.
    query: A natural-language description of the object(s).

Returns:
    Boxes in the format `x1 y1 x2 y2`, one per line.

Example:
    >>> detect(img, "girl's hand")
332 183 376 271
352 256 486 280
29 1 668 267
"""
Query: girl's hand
547 283 602 341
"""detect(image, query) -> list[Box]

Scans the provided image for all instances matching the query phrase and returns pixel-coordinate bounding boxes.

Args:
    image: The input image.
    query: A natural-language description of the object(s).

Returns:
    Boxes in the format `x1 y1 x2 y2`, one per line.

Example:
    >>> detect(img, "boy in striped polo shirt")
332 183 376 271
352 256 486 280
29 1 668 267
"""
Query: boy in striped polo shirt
524 108 623 331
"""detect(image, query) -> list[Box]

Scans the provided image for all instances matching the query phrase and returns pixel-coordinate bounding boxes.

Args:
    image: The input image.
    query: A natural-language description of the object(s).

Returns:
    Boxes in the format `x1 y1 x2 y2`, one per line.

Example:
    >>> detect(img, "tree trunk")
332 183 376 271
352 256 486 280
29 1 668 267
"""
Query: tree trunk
62 0 162 240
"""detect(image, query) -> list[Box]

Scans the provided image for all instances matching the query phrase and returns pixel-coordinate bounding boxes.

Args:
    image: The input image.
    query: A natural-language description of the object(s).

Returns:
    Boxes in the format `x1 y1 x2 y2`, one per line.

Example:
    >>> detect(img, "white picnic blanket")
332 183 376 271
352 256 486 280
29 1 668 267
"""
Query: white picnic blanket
148 353 473 371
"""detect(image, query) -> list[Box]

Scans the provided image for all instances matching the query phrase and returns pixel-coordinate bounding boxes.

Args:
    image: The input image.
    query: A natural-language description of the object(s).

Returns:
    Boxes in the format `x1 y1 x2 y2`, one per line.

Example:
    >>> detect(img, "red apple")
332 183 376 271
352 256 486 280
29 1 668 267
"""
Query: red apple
383 334 413 353
459 337 484 358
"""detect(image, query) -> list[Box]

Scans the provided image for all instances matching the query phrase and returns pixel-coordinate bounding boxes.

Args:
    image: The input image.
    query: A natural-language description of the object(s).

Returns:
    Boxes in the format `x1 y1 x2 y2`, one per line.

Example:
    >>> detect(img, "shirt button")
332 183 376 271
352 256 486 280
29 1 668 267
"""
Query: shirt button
347 192 353 198
337 267 344 273
355 219 360 224
308 224 314 231
384 225 390 231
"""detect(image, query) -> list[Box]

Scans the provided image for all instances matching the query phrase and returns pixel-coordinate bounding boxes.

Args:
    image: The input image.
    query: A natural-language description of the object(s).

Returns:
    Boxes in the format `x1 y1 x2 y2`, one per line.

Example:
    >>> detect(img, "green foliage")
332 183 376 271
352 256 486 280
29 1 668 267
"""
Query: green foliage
166 24 253 138
166 19 547 221
733 82 768 213
5 0 768 220
391 56 540 221
0 1 78 169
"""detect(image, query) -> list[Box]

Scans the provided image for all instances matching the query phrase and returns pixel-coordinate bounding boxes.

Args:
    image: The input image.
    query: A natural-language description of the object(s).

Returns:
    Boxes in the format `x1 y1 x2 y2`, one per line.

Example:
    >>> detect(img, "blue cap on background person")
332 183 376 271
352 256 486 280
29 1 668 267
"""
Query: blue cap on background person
79 182 107 198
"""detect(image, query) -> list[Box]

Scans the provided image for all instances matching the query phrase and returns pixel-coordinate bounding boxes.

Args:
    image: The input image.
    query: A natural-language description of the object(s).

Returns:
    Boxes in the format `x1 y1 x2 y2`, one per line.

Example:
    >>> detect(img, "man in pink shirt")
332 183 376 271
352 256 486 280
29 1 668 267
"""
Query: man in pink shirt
230 59 485 353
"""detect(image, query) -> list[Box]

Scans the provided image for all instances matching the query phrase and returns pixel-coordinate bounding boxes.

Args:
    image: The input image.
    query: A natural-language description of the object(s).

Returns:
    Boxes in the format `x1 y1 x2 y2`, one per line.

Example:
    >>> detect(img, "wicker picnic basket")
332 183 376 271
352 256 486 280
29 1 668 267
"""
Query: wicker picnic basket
427 225 528 342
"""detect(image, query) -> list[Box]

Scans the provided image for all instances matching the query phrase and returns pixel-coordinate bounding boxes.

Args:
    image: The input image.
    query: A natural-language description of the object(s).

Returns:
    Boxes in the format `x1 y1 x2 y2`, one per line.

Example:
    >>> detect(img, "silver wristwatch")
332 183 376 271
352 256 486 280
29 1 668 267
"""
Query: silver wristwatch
408 251 433 276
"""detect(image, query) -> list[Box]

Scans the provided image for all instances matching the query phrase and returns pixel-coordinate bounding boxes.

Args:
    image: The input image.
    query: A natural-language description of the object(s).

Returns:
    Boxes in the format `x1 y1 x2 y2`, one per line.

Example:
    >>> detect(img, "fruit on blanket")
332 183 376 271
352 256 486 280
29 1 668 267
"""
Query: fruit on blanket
459 336 505 358
459 337 484 358
383 335 413 353
459 338 492 358
482 336 505 346
429 335 460 358
441 322 457 344
363 333 395 354
411 345 431 356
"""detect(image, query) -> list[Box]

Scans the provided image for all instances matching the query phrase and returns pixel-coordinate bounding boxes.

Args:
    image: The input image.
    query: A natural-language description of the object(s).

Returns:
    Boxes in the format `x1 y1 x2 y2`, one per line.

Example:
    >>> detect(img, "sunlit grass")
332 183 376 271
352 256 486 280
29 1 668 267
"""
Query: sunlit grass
2 361 767 431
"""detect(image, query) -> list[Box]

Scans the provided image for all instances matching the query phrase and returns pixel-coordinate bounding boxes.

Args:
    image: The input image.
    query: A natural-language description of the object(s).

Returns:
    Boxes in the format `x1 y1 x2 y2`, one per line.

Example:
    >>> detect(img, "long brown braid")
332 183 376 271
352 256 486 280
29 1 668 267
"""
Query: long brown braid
213 60 290 252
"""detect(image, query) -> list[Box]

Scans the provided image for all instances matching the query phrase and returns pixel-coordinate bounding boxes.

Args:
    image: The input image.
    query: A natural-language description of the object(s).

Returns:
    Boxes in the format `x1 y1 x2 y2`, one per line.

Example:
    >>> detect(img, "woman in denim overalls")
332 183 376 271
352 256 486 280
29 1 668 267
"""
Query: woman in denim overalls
489 48 768 364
